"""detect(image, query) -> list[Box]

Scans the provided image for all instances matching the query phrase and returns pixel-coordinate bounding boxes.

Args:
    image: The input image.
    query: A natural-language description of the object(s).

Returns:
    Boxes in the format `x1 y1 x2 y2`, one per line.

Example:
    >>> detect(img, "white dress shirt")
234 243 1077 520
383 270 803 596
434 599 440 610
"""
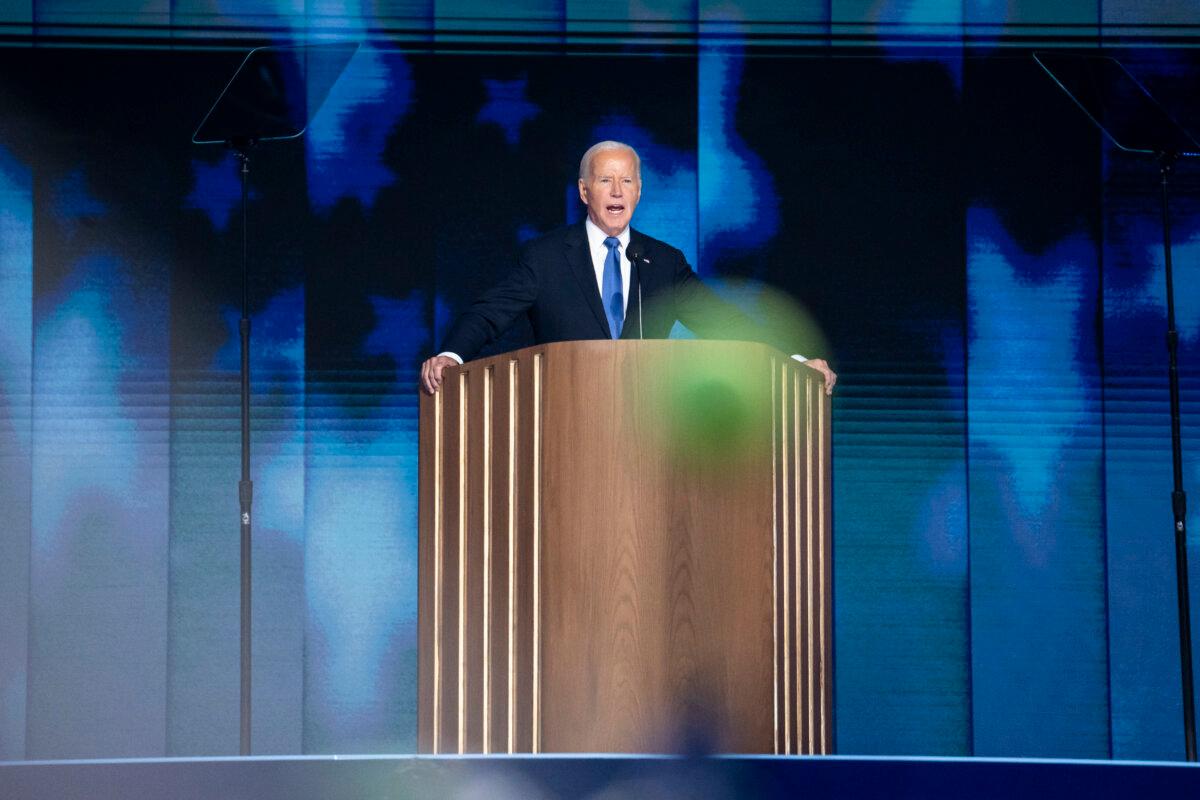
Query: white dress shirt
584 217 631 317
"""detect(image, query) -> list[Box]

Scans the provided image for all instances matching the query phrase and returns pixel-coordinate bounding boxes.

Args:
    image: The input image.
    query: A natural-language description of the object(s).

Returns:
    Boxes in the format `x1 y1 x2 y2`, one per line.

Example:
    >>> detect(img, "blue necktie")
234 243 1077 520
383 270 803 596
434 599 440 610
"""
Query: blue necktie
602 237 624 339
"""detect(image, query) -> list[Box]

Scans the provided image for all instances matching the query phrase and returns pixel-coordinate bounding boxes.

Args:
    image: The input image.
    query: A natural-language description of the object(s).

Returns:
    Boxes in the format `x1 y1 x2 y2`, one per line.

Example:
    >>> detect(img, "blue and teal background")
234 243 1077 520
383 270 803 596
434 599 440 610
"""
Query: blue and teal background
0 1 1198 762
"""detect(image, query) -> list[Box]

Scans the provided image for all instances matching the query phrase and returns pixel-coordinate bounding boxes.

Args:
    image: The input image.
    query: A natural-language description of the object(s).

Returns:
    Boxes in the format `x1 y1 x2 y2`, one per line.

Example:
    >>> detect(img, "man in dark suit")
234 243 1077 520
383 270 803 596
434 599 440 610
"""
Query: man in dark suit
420 141 836 394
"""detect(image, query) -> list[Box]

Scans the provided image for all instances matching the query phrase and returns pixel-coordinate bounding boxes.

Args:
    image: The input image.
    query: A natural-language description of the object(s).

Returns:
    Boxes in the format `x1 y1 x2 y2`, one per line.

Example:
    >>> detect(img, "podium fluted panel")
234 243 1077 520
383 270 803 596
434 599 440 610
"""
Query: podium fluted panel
419 341 831 754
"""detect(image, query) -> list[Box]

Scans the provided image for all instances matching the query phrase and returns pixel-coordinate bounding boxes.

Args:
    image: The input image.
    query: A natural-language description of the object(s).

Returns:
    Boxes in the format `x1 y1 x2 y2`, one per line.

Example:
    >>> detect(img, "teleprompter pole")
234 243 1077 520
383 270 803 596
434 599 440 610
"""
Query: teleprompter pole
1159 152 1196 762
192 43 360 758
235 143 254 757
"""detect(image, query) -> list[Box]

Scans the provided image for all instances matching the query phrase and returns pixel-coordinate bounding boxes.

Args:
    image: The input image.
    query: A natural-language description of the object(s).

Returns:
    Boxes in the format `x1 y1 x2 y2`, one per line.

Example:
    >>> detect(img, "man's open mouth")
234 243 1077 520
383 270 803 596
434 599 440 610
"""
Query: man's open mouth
606 204 625 213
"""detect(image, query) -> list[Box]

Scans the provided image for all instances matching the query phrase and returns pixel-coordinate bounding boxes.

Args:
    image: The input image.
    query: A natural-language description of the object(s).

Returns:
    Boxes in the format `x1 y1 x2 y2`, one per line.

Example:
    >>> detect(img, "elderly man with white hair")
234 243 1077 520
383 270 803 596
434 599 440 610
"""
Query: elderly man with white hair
420 140 836 394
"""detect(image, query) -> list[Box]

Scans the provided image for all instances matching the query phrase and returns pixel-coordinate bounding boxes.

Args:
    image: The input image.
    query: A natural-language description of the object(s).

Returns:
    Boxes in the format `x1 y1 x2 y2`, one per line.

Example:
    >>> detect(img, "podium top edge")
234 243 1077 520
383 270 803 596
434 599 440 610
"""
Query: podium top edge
422 340 830 401
456 339 800 367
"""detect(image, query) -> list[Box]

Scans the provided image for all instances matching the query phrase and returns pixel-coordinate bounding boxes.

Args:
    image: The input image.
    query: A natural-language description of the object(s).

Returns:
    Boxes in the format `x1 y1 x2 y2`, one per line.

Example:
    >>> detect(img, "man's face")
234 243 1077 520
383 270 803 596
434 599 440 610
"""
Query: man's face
578 149 641 237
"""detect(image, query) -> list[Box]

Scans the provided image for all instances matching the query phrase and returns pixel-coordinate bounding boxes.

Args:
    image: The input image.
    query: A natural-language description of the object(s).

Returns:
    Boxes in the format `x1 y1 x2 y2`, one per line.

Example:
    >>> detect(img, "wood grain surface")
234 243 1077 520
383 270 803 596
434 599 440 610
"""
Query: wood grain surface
418 340 832 754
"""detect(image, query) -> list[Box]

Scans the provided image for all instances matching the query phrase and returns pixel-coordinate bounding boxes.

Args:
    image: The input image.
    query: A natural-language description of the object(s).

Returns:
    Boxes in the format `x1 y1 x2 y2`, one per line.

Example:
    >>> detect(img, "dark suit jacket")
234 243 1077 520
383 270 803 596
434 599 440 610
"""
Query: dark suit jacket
441 221 772 362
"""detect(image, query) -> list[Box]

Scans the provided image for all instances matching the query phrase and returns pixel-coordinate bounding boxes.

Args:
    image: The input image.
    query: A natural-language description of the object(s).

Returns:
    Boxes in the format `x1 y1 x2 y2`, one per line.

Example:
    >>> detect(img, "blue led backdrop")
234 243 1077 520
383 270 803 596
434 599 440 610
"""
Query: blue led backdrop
0 5 1198 763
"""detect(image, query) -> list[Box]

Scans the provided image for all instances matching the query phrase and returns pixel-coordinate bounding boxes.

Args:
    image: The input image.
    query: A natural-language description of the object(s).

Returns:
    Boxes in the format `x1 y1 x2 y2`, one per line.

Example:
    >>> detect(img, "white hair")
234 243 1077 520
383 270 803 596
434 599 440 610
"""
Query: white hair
578 140 642 183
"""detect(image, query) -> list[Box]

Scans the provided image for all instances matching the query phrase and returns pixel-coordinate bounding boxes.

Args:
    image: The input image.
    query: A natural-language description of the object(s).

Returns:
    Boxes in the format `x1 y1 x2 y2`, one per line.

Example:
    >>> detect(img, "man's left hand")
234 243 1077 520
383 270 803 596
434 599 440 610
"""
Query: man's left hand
801 358 837 396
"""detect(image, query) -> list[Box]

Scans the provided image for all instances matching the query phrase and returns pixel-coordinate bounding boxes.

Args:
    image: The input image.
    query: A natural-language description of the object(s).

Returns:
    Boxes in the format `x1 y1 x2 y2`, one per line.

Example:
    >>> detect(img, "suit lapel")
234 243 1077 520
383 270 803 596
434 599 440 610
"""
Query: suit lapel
565 221 613 338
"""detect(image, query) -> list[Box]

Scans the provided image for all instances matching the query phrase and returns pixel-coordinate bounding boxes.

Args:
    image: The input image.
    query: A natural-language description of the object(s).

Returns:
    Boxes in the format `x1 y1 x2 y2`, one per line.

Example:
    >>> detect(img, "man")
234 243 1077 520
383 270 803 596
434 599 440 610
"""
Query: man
420 141 836 394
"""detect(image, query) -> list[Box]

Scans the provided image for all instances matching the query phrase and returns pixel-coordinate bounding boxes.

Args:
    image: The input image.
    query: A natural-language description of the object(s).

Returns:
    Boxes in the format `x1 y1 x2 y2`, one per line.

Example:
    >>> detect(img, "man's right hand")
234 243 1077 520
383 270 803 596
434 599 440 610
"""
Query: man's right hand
420 355 458 395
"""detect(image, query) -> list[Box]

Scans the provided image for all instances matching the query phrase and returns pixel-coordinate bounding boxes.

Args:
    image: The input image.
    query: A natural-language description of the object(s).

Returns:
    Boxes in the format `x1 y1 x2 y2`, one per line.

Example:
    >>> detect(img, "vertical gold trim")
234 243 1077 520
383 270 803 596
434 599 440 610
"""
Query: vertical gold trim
506 359 518 755
817 383 828 754
793 370 804 753
531 352 543 753
806 378 817 752
432 388 443 754
780 366 791 754
457 371 468 754
770 359 779 756
482 367 493 754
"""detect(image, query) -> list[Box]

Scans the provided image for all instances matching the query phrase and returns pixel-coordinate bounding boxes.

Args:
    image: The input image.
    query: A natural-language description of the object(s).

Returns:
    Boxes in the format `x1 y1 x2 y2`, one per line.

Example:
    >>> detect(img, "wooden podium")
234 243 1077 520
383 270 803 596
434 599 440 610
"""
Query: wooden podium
418 340 832 755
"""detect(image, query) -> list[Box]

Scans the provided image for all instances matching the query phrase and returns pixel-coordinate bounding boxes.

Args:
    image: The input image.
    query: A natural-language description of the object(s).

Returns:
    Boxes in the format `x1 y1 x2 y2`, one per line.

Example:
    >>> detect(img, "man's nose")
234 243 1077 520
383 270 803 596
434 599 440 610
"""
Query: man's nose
611 182 622 197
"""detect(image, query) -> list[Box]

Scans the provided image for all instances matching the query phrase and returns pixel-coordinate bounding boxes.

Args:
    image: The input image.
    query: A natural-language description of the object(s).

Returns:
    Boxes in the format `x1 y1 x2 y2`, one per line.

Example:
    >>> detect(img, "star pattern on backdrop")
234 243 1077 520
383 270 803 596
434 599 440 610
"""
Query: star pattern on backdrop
476 76 540 146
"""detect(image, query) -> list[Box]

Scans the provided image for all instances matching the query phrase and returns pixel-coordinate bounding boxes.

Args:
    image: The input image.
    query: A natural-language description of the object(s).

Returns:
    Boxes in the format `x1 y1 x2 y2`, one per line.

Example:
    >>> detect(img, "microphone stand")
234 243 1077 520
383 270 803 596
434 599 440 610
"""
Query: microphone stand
628 243 646 339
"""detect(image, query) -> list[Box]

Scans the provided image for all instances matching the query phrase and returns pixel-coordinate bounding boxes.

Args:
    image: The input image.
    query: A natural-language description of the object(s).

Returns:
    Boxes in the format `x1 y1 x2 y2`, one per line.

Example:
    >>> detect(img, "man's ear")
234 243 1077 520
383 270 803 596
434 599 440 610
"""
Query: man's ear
578 179 589 205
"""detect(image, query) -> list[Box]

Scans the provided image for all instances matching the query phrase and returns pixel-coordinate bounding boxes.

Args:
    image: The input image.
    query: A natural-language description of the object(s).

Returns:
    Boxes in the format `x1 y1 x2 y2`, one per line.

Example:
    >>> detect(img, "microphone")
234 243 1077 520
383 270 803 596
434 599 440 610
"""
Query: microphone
626 242 648 340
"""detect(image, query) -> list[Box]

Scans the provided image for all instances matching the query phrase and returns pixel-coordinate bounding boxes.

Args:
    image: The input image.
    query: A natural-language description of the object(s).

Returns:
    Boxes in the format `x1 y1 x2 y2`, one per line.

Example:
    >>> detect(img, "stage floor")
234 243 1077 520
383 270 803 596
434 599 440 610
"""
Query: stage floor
3 753 1200 799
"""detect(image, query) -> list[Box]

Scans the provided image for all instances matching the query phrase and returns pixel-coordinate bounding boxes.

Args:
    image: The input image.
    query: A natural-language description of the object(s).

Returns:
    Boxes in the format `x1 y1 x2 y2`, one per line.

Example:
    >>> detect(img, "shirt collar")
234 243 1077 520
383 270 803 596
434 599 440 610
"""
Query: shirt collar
585 217 631 251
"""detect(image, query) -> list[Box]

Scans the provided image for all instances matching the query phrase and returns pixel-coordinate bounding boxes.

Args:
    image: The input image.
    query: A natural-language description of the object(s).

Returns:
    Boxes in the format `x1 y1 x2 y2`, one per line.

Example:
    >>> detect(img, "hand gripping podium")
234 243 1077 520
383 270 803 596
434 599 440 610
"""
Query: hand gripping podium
418 340 832 754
